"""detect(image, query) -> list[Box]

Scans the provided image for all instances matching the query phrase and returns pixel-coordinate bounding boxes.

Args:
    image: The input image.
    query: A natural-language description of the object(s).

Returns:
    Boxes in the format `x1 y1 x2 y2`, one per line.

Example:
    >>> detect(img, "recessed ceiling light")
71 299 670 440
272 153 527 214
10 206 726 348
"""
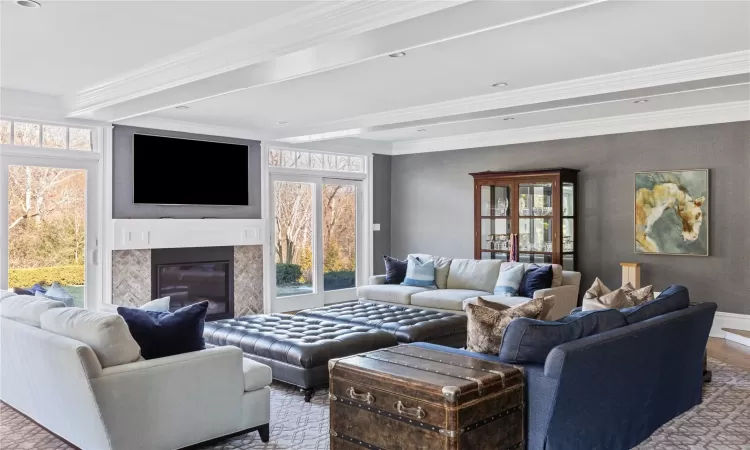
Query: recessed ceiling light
503 117 515 121
389 52 406 58
492 82 509 88
175 105 189 110
277 121 289 125
16 0 41 7
633 99 649 104
417 128 427 132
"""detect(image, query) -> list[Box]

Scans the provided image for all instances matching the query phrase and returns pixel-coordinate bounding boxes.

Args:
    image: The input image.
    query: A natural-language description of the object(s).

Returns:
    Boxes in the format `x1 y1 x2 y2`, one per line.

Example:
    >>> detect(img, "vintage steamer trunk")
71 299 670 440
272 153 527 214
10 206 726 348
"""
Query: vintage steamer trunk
329 344 524 450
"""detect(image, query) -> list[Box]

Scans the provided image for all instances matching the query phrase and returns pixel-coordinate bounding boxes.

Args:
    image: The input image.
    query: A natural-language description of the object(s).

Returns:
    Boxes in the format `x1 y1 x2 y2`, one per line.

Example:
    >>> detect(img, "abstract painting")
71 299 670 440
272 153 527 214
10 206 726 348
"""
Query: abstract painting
634 169 708 256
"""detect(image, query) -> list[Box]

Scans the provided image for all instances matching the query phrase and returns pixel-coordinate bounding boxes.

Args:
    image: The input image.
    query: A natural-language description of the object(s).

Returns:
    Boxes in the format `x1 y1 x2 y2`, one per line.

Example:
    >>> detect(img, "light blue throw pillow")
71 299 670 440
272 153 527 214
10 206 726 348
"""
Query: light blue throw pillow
36 282 74 307
139 296 171 312
401 255 436 287
494 264 525 296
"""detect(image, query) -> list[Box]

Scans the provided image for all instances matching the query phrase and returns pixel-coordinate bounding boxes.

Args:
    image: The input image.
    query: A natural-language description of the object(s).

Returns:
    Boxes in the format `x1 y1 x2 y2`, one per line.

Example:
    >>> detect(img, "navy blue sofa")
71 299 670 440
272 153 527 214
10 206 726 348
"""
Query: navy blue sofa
413 290 716 450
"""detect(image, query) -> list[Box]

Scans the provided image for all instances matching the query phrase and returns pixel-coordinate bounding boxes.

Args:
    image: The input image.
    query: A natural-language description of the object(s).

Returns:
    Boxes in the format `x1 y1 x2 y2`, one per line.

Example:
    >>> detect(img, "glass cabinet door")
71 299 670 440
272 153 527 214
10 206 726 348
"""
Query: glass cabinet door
562 182 575 269
518 181 553 263
480 184 511 261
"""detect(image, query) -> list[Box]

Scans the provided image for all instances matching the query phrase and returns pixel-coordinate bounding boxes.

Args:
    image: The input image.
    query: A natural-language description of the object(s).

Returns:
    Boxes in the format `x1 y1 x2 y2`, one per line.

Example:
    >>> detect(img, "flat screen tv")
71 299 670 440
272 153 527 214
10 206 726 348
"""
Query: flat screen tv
133 134 249 206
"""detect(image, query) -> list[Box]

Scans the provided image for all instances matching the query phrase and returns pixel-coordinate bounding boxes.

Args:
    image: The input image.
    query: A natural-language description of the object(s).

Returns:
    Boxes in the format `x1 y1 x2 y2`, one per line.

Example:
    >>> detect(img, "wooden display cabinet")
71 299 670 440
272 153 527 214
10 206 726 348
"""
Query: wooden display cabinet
470 168 579 270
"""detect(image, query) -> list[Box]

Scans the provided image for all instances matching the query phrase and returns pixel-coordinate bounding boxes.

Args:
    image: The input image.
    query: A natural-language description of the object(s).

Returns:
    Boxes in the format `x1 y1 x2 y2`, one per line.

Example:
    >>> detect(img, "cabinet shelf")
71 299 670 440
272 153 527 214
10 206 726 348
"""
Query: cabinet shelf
480 215 511 219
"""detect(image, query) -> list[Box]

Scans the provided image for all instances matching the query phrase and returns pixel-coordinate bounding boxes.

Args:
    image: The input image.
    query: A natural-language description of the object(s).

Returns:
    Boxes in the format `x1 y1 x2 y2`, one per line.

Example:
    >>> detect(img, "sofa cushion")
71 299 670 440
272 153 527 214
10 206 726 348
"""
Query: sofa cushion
494 264 525 296
518 265 553 298
383 255 408 284
36 282 75 307
1 294 66 327
410 254 452 289
620 285 690 324
401 255 436 287
0 289 16 300
358 284 431 305
466 298 545 354
242 357 273 392
499 308 627 364
118 301 208 360
502 262 563 288
463 295 531 311
411 289 492 311
447 259 502 292
40 307 142 368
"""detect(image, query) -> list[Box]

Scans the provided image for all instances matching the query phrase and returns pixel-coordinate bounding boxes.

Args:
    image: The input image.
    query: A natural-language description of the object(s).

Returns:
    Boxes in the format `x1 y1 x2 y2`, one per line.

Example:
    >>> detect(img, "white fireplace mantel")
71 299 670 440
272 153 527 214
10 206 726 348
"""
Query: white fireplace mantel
111 219 265 250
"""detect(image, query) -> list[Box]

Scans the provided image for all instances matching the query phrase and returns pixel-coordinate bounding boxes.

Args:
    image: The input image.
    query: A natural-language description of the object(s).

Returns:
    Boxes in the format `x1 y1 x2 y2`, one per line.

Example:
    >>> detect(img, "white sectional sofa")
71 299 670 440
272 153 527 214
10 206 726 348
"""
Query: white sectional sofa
0 291 271 450
358 255 581 320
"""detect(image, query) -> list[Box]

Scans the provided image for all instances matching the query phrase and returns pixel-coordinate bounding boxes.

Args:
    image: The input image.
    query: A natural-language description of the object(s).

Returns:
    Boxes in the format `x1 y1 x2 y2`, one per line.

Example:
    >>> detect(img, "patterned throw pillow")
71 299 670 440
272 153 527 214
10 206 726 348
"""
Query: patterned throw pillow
476 296 510 312
494 264 525 296
466 297 545 355
621 282 655 305
401 255 436 287
584 277 611 299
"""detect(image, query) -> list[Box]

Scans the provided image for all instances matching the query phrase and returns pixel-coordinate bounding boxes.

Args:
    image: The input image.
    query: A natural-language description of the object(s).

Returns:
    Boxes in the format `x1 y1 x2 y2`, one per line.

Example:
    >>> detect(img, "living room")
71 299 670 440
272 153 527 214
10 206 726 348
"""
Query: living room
1 1 749 449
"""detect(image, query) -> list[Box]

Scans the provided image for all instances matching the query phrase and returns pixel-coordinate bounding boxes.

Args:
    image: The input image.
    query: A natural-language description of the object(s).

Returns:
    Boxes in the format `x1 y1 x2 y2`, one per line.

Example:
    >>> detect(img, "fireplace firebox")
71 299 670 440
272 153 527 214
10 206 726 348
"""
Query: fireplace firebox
151 247 234 321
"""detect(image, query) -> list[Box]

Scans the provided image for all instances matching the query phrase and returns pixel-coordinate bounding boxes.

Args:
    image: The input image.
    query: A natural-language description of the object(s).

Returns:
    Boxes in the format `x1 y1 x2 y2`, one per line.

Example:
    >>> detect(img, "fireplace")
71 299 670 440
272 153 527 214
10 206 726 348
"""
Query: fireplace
151 247 234 320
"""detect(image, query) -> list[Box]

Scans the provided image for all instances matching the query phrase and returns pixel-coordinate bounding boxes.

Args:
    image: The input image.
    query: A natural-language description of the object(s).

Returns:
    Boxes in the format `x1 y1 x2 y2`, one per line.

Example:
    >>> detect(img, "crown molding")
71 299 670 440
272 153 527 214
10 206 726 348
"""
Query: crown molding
285 50 750 139
68 1 464 118
391 101 750 155
115 116 270 142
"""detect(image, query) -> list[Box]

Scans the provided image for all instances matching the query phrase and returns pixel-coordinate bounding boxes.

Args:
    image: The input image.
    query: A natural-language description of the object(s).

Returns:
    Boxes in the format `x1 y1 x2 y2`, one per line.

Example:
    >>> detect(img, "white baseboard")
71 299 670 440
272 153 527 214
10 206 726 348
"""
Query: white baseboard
725 330 750 347
709 311 750 338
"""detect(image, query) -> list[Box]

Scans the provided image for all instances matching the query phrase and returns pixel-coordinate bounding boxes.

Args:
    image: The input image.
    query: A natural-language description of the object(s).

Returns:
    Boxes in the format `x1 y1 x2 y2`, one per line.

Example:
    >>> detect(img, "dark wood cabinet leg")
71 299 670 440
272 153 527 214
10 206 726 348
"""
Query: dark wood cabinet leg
258 424 270 443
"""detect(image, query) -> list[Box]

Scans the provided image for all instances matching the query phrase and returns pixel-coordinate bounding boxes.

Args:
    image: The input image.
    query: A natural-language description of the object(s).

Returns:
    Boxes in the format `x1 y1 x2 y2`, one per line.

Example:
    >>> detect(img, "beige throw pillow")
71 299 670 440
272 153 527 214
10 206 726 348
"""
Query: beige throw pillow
582 288 631 311
466 297 545 354
584 277 611 299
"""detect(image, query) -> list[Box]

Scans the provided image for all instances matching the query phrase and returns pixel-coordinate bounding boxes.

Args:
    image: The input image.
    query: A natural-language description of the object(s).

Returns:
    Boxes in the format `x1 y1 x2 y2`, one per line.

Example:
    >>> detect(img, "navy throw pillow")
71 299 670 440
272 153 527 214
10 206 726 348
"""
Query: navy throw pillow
383 255 408 284
12 287 34 296
518 265 553 298
620 285 690 324
118 301 208 360
499 308 627 364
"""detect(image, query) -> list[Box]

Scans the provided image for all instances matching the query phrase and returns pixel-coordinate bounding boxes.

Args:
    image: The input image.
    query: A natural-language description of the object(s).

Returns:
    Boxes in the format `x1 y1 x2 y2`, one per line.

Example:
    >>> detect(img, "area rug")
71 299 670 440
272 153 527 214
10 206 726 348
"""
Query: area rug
1 359 748 450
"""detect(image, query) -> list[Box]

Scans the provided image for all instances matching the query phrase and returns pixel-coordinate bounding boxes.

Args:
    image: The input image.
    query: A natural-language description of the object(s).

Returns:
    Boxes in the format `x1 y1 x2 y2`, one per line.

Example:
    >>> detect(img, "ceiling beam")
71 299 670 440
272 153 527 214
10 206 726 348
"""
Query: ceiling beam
69 0 598 122
277 50 750 142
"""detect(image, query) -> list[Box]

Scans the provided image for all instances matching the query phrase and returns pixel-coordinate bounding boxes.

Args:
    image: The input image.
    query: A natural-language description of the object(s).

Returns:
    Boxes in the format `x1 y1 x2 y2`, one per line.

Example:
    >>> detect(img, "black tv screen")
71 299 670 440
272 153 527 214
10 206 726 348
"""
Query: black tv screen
133 134 249 206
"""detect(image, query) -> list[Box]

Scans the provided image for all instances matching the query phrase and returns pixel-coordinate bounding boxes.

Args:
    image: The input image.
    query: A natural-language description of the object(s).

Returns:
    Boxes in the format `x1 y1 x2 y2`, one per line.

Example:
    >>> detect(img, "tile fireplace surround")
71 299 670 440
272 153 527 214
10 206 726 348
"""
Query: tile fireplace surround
112 246 263 317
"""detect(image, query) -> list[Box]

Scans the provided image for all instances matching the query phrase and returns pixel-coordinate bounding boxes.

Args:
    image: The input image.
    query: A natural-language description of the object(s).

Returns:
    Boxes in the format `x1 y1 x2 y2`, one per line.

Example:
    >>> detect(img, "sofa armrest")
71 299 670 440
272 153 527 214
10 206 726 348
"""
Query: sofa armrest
91 346 248 449
369 274 387 285
534 285 579 320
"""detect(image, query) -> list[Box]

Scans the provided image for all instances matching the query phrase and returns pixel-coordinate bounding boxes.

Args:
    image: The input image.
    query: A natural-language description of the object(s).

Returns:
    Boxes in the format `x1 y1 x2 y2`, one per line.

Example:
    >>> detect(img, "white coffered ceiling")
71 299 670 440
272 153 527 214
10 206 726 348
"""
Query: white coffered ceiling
1 0 749 153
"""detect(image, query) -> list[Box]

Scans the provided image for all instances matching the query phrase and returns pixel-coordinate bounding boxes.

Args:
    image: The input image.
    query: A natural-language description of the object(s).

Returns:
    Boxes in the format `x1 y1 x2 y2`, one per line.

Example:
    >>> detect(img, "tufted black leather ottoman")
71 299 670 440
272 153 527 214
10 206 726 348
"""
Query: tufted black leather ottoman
203 314 397 401
295 302 467 348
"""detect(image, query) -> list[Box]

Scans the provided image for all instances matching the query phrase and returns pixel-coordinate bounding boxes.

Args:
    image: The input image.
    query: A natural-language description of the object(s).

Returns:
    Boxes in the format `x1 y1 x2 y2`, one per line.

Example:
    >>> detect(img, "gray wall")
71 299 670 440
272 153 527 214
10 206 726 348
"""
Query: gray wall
112 125 262 219
390 122 750 314
372 154 392 274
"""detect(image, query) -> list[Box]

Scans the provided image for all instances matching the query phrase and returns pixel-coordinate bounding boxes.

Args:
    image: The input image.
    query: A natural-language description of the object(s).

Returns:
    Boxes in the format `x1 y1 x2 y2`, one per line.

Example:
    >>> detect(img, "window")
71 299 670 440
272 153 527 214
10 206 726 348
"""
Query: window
269 148 365 173
0 119 94 151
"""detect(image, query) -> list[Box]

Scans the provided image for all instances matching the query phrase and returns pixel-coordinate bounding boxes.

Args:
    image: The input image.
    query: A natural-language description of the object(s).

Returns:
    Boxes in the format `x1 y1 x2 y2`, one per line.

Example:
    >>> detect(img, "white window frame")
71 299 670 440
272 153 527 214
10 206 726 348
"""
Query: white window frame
0 117 105 310
263 145 371 313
